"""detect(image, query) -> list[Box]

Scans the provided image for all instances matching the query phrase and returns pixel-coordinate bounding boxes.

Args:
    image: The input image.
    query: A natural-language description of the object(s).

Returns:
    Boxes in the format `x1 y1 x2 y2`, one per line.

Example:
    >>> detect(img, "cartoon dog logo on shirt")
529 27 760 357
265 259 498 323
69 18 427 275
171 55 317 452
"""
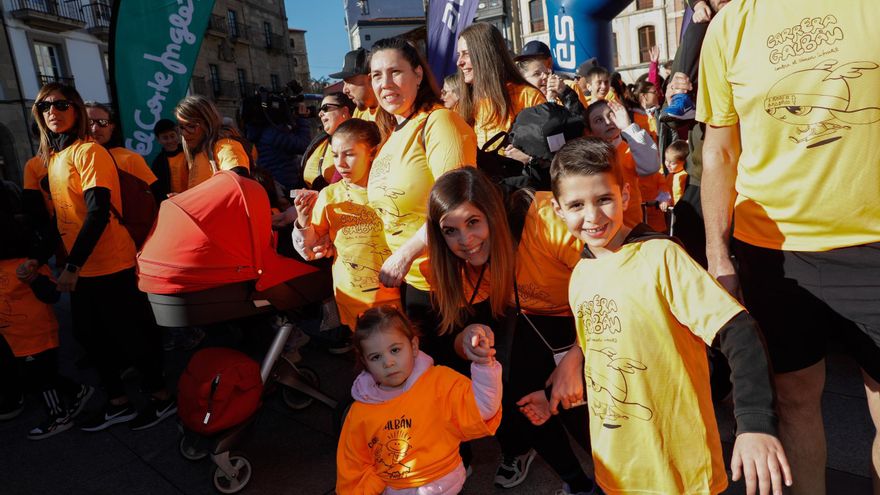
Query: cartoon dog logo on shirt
372 186 414 237
764 60 880 148
341 243 391 292
584 347 653 429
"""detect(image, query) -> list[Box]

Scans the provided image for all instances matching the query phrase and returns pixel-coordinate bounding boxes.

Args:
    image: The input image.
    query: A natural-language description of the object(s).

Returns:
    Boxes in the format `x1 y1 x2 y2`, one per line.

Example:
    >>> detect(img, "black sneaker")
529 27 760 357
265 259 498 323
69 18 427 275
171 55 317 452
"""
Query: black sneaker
28 413 74 440
0 395 24 421
68 385 94 418
494 449 537 488
80 402 138 432
129 396 177 431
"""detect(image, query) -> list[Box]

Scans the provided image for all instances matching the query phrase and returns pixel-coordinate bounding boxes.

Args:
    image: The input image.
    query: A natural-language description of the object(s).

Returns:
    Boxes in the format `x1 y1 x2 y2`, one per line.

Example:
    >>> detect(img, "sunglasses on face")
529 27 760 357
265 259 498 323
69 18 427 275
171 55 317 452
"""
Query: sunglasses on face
37 100 73 113
319 103 342 114
89 118 111 128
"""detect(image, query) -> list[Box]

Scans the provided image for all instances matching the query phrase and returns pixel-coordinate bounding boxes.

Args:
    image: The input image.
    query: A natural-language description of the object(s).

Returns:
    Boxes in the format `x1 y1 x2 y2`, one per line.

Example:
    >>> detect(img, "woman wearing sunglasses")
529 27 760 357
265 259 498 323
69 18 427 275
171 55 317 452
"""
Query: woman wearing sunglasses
300 92 355 190
84 101 163 202
174 95 251 190
21 83 174 432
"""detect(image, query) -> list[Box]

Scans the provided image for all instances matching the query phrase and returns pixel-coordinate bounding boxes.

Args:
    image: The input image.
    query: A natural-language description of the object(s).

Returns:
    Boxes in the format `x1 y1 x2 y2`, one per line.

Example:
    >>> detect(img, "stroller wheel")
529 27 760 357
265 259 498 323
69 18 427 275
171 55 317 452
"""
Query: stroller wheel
212 454 252 494
179 435 209 461
281 366 319 411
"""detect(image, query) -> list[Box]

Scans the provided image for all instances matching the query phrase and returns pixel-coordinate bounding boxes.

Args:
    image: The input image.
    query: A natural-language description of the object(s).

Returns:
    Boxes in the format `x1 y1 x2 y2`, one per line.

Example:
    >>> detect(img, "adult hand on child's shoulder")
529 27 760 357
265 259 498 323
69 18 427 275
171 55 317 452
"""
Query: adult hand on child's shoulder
462 324 496 364
731 432 792 495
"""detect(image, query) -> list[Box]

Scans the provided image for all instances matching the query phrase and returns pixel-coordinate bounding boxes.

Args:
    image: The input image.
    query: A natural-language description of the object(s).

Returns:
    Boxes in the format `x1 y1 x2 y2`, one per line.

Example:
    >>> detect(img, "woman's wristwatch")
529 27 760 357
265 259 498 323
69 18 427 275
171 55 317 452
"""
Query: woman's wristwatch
64 263 80 274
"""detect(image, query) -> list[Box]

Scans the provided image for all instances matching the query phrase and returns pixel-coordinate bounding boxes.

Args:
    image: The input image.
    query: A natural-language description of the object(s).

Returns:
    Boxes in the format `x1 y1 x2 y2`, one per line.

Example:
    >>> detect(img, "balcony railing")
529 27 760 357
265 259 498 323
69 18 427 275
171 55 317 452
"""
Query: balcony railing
191 76 208 96
83 2 111 40
264 33 286 53
228 22 249 42
239 82 260 98
207 14 226 35
211 78 238 100
10 0 87 32
39 73 75 87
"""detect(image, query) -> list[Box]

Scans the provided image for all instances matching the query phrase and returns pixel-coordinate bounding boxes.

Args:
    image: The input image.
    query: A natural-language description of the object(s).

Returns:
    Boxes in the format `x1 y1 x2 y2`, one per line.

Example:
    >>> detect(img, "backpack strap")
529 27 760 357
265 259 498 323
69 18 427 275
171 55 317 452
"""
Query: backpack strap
481 131 510 153
105 149 125 225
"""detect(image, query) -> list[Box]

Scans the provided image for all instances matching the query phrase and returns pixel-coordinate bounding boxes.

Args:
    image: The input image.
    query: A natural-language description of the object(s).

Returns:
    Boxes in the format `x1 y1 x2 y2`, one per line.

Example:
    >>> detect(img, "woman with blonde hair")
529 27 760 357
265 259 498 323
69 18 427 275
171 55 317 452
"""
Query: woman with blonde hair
456 23 546 149
174 95 251 190
21 83 173 433
427 167 595 493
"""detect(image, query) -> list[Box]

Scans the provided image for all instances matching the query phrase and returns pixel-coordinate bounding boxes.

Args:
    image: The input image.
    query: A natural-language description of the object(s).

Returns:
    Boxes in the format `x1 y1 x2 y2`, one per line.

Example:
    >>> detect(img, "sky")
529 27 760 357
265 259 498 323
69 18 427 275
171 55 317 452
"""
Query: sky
285 1 352 81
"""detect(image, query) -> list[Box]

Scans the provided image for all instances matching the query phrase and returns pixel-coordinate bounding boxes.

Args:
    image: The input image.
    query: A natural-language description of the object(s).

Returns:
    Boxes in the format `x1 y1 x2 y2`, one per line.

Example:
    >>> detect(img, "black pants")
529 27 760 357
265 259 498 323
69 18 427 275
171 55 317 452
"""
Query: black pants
672 183 707 268
0 337 78 413
70 268 165 399
495 313 590 485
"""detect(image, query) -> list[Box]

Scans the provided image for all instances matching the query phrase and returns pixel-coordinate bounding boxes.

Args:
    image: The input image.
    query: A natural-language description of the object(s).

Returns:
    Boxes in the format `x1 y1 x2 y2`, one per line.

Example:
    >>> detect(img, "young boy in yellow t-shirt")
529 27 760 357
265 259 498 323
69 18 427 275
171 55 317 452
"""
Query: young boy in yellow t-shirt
536 137 791 495
663 139 689 209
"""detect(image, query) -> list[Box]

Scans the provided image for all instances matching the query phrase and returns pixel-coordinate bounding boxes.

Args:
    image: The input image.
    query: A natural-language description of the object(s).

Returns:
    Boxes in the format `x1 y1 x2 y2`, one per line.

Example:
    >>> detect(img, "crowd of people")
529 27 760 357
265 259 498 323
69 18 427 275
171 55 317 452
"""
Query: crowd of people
1 1 878 494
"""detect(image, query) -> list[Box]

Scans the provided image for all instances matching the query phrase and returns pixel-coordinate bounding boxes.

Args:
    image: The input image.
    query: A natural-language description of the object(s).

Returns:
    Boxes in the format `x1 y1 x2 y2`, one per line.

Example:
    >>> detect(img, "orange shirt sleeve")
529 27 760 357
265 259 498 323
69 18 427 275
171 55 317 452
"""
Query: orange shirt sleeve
215 139 251 171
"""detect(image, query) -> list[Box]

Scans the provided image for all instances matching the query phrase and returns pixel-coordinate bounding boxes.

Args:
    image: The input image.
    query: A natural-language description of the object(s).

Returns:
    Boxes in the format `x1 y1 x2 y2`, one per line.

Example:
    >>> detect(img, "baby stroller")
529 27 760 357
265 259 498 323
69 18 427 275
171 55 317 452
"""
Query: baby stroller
137 171 338 493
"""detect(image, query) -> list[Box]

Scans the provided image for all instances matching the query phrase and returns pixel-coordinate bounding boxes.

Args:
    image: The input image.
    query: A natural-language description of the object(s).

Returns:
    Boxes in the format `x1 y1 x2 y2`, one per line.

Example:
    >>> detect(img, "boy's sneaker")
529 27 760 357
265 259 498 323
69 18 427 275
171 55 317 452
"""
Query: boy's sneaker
494 449 536 488
662 93 696 120
129 396 177 431
28 413 74 440
80 402 138 432
68 385 94 418
0 395 24 421
555 482 603 495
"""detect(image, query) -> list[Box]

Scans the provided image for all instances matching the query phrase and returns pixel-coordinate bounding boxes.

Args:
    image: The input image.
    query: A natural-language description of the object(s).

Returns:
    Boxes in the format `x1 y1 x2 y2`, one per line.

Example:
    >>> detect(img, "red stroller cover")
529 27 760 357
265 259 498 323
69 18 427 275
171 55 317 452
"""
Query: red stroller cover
137 171 316 294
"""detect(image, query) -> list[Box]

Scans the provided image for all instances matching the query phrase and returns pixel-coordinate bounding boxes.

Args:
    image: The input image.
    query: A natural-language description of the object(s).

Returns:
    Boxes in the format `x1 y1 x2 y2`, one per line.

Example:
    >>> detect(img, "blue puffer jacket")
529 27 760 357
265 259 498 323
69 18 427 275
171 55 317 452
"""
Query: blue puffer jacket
245 118 311 190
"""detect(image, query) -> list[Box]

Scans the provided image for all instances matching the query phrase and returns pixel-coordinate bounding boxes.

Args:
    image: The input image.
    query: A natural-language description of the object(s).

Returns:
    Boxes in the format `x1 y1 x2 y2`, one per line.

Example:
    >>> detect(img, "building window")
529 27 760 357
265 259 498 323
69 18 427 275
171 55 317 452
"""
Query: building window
270 74 280 92
529 0 544 33
292 57 298 67
227 10 239 37
34 42 64 84
612 32 619 68
638 25 656 63
636 0 652 9
263 22 273 48
289 37 295 49
237 68 248 96
209 64 221 93
364 34 371 41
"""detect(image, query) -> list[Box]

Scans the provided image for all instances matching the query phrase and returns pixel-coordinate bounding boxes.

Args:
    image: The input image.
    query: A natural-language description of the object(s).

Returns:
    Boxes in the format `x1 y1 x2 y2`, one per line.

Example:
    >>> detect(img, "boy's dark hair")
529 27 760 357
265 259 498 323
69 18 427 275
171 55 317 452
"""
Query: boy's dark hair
154 118 177 135
666 140 690 162
353 305 419 368
583 99 610 133
550 137 622 198
584 66 610 83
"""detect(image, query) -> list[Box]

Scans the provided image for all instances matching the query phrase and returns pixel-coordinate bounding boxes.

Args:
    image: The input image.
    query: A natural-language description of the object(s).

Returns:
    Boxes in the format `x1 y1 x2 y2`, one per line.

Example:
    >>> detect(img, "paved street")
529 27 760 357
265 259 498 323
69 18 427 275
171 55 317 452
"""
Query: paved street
1 293 874 494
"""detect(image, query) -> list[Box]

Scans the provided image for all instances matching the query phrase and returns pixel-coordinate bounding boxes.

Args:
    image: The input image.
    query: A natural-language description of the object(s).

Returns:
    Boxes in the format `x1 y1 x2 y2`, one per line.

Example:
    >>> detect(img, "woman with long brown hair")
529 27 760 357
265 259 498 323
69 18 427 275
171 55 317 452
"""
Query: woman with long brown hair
428 167 595 494
455 22 546 149
21 83 173 433
366 37 477 351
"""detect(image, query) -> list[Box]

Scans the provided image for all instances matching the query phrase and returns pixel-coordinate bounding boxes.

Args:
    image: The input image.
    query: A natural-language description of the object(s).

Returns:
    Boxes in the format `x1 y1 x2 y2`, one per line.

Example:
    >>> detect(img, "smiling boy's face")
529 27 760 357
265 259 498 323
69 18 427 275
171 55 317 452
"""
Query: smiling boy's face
553 171 631 257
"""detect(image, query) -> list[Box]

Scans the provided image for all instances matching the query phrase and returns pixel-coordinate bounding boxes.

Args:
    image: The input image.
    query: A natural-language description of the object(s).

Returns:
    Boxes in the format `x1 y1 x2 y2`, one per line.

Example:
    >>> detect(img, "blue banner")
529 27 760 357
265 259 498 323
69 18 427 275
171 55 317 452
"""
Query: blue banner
426 0 479 82
110 0 216 163
546 0 632 74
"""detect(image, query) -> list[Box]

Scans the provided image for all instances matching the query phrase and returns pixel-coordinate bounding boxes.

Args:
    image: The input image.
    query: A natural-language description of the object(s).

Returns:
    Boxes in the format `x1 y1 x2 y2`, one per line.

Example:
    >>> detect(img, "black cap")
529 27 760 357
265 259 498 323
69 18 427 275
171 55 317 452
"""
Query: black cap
576 58 599 77
515 40 552 62
329 48 370 80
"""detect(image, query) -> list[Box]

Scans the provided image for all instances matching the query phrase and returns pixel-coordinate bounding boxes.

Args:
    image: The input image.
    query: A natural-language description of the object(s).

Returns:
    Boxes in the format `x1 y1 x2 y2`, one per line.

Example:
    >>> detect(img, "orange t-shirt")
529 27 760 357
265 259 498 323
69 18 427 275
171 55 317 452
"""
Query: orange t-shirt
23 155 53 214
337 365 501 493
47 140 136 277
110 147 158 185
187 138 251 189
0 259 59 357
638 172 670 232
616 141 643 227
632 111 658 143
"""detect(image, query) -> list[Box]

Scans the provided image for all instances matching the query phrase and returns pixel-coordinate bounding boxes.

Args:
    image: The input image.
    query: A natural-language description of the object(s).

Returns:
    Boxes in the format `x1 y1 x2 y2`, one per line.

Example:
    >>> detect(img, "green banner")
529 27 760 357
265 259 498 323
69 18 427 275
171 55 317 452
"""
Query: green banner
111 0 215 163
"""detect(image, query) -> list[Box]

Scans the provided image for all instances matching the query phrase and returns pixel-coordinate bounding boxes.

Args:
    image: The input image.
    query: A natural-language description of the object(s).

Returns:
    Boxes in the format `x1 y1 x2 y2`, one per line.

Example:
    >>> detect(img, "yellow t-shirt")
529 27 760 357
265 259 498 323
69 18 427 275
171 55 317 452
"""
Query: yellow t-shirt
516 192 583 316
310 181 400 330
47 140 136 277
696 0 880 251
616 141 644 227
368 105 477 291
23 155 52 214
670 170 688 204
303 138 335 189
0 259 59 357
353 106 379 122
474 83 546 149
110 147 157 185
569 239 743 495
187 138 251 190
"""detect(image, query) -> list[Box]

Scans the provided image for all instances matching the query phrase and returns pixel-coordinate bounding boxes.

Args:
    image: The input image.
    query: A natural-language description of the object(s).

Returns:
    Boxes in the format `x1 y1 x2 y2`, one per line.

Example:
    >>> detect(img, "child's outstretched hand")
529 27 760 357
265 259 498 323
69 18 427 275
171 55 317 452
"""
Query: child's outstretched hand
462 324 496 364
731 433 792 495
293 189 318 228
516 390 551 426
608 99 632 130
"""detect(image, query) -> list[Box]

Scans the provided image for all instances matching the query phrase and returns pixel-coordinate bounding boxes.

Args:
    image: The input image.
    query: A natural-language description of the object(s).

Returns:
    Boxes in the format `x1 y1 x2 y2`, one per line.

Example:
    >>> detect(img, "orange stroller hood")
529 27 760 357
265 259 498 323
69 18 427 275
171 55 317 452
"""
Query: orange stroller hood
137 171 315 294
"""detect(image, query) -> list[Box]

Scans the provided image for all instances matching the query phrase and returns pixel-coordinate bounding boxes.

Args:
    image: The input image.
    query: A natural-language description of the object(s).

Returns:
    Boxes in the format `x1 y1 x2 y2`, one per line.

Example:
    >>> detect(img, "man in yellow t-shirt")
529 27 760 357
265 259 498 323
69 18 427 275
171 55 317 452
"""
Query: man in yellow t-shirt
546 137 789 495
330 48 379 122
698 3 880 492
